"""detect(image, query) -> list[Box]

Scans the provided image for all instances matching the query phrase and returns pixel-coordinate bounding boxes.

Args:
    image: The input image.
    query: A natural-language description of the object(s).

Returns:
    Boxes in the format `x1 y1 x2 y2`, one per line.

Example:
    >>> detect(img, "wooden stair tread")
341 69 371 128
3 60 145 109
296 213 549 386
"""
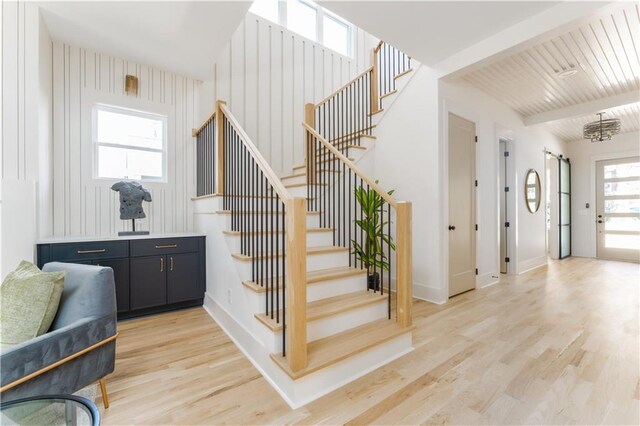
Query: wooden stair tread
223 227 332 237
271 319 413 379
293 158 355 171
255 290 386 331
217 210 320 215
281 172 306 181
369 108 384 116
380 89 397 99
329 133 376 145
232 245 348 261
394 68 413 80
242 266 366 293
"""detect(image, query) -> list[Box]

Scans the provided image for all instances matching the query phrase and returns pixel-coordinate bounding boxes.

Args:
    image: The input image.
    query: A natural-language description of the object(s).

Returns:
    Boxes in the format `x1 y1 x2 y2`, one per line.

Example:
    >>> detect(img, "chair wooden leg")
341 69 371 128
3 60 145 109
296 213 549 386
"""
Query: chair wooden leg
99 378 110 409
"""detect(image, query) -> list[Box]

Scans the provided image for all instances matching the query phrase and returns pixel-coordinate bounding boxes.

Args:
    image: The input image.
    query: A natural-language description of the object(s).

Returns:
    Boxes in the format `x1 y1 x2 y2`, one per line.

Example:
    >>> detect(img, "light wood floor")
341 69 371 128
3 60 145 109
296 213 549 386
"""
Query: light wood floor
100 257 639 425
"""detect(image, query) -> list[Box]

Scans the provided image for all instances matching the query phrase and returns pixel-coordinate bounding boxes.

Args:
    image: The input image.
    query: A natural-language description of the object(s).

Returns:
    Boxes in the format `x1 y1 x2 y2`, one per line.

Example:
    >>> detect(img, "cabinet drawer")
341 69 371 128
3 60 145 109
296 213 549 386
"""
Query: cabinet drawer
130 237 199 257
50 241 129 262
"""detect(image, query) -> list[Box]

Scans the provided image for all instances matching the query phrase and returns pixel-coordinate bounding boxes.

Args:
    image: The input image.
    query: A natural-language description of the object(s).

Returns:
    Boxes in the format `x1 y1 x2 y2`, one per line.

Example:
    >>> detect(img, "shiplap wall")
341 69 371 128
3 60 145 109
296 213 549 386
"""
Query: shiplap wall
1 1 41 182
209 13 378 175
52 42 201 237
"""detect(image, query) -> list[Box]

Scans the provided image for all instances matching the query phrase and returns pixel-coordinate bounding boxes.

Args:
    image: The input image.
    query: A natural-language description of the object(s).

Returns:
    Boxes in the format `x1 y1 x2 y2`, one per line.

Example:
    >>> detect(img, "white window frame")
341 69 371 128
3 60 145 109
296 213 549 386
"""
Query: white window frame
251 0 353 57
92 103 168 183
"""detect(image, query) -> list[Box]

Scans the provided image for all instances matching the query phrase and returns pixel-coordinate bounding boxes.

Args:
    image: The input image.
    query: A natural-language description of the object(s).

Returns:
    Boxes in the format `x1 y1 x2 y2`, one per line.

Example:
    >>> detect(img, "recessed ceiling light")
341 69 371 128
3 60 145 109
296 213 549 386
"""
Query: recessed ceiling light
557 69 579 79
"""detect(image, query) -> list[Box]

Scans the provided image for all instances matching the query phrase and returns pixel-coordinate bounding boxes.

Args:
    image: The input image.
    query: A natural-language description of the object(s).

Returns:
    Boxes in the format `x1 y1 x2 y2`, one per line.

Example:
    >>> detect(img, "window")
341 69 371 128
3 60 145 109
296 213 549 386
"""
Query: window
93 104 167 182
249 0 352 56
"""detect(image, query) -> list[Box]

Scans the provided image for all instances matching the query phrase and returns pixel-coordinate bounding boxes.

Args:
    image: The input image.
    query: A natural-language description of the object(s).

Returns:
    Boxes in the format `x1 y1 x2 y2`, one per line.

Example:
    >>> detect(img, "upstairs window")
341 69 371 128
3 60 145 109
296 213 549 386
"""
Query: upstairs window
93 104 167 182
250 0 352 57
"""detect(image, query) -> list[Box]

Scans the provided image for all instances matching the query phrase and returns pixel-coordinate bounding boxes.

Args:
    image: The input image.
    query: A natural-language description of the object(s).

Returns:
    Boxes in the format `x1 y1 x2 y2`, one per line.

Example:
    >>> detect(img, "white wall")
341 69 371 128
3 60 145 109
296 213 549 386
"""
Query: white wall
206 13 378 175
566 131 640 258
440 80 566 282
373 69 567 303
372 66 443 302
1 2 51 277
51 42 201 237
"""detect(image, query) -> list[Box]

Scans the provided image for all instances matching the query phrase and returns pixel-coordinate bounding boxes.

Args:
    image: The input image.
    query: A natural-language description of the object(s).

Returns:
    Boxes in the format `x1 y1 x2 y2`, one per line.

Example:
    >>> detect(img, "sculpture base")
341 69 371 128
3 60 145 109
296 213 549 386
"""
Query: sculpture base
118 231 150 236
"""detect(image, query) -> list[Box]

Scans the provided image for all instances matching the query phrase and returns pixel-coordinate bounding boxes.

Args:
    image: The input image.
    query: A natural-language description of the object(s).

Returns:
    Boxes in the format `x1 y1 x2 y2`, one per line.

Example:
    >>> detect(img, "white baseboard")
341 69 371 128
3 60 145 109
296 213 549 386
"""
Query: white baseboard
517 256 548 274
476 272 500 289
412 281 447 304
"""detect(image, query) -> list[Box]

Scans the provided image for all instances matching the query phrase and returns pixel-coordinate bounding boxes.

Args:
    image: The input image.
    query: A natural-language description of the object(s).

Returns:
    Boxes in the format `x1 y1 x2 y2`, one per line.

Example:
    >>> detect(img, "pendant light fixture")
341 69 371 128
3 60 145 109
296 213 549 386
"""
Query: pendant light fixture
583 112 621 142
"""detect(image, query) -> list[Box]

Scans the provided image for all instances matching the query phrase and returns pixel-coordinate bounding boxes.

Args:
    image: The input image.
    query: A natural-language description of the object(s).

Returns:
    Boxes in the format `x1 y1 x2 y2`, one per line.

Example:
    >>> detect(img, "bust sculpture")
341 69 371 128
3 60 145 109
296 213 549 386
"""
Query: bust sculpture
111 181 152 235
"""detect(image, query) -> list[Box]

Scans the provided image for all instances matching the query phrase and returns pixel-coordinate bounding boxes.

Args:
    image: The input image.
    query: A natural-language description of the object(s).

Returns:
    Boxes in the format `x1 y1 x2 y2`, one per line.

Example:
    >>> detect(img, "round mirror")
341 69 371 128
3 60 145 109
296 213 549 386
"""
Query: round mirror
525 169 541 213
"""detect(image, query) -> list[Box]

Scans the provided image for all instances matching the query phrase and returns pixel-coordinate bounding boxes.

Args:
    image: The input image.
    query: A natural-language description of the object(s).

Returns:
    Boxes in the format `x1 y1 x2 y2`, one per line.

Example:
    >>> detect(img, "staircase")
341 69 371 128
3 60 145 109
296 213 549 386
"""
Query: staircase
192 41 415 405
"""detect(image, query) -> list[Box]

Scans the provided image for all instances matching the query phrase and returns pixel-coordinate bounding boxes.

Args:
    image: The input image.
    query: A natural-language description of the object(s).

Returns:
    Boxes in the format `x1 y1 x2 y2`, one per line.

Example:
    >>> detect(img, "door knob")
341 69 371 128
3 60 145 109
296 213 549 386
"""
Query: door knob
448 225 456 231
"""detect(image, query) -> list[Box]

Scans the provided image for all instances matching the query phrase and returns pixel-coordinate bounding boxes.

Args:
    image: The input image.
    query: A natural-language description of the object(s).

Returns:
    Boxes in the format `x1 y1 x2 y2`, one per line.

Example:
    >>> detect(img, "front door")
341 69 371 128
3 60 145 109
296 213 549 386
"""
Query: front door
596 156 640 262
448 113 476 297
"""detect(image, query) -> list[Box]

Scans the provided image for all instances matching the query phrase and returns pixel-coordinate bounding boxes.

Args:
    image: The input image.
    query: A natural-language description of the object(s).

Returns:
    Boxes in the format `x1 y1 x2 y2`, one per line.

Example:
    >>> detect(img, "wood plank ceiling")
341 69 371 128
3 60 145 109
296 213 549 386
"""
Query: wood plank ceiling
460 2 640 142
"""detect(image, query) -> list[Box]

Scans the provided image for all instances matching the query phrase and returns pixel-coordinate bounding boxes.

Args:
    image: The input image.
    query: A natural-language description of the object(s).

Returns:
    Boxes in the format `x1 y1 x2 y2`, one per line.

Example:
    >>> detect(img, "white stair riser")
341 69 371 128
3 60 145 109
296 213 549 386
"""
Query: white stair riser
287 185 309 198
281 174 306 185
219 213 320 230
264 298 388 351
307 251 349 272
242 273 368 313
307 300 388 341
307 274 366 302
232 250 349 281
224 231 333 252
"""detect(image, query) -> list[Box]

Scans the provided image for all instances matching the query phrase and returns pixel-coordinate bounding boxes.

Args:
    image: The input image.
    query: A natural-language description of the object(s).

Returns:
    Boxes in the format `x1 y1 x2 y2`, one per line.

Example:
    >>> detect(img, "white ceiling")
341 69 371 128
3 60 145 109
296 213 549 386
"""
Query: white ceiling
459 2 640 141
543 104 640 142
318 1 559 65
37 1 252 80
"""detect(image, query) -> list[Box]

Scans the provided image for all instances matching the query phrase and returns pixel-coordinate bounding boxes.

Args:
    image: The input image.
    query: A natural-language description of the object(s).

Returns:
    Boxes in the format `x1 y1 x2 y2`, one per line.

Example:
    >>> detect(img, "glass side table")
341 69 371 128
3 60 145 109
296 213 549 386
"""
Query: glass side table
0 395 100 426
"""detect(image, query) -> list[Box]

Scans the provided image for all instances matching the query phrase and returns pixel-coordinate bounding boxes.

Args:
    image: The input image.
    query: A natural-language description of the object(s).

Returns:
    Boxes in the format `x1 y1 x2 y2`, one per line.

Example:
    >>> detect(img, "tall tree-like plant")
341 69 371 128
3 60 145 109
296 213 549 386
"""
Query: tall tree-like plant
352 182 396 278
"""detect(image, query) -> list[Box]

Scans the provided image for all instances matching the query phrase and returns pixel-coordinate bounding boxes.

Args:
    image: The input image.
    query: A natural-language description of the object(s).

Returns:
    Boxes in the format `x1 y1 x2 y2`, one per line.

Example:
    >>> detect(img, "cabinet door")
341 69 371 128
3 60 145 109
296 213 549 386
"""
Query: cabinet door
130 256 167 310
167 253 201 304
93 259 130 313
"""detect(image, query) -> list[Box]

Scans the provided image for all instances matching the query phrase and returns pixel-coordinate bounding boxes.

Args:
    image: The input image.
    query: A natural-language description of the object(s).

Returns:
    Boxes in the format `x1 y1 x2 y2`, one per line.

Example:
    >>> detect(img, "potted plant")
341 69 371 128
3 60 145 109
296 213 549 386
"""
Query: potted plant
352 181 396 291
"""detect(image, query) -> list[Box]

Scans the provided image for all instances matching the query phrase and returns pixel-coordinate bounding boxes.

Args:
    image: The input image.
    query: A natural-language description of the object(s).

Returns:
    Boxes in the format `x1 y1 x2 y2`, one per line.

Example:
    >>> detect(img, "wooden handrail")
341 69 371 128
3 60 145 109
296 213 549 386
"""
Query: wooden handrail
219 102 292 202
192 110 216 137
302 123 398 208
315 66 373 108
373 39 384 53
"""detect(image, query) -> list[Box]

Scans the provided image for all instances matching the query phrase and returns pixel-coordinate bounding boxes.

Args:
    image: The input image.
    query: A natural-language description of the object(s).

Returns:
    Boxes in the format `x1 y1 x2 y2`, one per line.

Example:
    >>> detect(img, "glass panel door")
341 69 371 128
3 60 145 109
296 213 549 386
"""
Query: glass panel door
558 158 571 259
596 156 640 262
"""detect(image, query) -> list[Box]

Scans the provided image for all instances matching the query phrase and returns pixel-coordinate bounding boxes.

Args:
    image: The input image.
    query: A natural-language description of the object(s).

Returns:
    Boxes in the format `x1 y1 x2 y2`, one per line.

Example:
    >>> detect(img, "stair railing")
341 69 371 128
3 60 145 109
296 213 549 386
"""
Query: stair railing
192 111 216 197
215 101 308 372
303 122 412 328
311 41 412 149
374 41 412 103
313 66 375 145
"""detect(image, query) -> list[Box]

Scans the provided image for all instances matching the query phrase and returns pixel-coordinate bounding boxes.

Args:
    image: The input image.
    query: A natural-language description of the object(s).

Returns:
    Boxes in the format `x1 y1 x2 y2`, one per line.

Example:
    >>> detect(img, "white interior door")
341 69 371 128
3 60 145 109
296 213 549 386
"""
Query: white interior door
448 113 476 297
499 140 509 273
596 156 640 262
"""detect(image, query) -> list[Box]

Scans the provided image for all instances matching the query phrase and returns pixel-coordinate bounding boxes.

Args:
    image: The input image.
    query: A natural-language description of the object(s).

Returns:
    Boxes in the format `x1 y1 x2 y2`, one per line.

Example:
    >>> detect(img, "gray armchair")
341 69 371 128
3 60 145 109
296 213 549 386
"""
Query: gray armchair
0 263 117 407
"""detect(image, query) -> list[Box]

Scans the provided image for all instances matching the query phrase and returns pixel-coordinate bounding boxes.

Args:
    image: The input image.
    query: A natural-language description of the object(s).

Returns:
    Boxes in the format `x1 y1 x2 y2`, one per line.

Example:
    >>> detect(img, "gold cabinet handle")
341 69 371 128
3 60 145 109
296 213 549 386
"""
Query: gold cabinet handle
170 257 174 271
160 257 164 272
155 244 178 249
77 249 106 254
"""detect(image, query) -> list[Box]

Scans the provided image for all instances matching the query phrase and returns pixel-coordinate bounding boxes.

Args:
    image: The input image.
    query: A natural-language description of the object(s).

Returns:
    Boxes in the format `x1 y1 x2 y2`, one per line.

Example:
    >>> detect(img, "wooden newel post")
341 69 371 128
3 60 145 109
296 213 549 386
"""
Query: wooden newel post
286 197 308 371
396 201 412 327
371 45 380 114
304 103 316 185
216 100 226 194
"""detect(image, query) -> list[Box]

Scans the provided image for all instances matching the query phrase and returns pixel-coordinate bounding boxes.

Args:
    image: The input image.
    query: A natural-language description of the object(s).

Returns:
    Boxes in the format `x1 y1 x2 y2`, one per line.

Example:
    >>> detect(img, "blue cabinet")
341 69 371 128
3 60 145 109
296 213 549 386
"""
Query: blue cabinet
37 235 205 319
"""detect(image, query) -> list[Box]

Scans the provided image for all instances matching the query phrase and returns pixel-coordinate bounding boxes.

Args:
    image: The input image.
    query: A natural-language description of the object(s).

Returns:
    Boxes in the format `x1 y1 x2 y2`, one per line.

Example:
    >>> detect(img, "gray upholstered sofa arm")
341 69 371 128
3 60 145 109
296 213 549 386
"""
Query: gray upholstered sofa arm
0 315 115 389
0 262 117 401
